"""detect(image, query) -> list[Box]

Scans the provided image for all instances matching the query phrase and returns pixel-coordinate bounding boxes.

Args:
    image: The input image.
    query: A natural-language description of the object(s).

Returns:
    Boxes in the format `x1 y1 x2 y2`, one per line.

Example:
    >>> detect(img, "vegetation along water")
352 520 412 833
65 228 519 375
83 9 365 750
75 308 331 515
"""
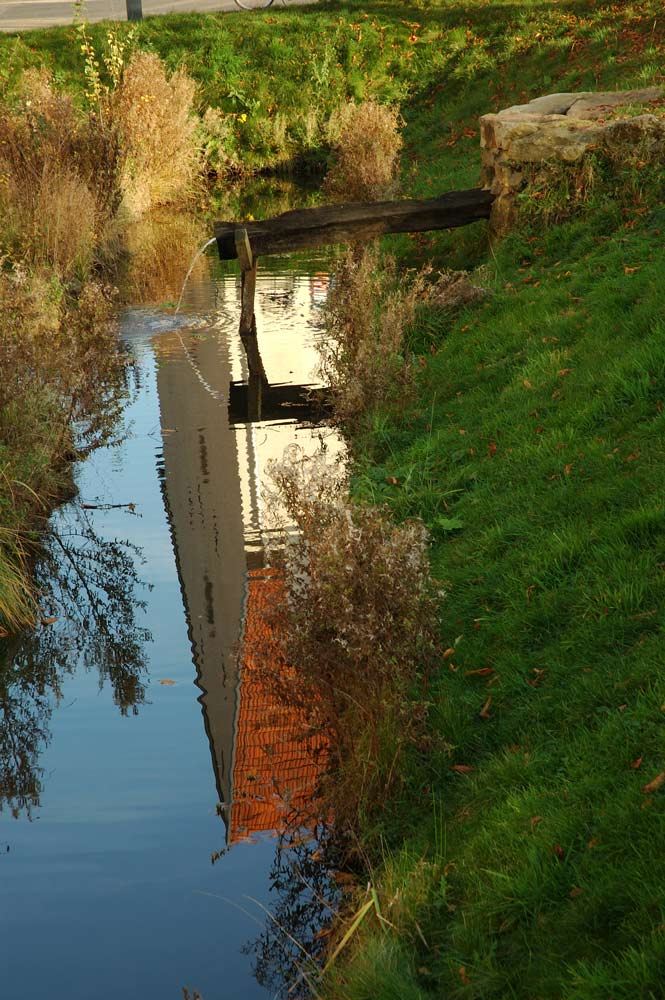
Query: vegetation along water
1 1 665 998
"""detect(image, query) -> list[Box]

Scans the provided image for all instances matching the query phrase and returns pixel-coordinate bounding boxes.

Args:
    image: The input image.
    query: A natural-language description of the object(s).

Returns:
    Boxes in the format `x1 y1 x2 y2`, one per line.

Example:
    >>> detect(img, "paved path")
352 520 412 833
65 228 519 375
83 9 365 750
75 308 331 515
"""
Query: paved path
1 0 315 33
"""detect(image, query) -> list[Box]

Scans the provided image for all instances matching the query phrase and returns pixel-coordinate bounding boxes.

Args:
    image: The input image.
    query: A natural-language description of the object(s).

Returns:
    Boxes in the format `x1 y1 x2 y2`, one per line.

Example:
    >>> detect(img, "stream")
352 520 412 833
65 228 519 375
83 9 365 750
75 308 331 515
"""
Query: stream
0 231 342 999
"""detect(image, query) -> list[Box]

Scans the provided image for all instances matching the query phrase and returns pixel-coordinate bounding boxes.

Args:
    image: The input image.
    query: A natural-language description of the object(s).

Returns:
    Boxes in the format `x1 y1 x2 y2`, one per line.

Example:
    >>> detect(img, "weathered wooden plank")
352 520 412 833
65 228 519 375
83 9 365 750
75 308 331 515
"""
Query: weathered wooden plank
239 261 268 387
239 260 257 339
234 227 253 272
214 189 493 260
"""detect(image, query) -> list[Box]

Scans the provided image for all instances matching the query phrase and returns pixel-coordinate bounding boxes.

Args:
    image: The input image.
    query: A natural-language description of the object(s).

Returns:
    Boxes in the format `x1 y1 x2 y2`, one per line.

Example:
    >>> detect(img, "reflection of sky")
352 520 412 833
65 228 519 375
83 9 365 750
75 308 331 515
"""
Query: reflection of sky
0 248 338 1000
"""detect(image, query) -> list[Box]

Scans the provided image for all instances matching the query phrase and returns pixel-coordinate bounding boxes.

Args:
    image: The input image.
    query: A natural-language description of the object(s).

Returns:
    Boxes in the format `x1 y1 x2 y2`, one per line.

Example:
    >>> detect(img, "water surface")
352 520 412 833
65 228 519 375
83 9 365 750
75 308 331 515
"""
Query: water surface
0 245 340 999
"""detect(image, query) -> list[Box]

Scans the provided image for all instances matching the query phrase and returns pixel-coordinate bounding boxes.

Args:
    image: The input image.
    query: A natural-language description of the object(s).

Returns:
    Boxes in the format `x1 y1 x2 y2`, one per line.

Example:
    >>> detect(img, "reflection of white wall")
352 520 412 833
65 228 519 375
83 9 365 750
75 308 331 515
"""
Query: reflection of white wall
153 262 343 835
155 330 246 818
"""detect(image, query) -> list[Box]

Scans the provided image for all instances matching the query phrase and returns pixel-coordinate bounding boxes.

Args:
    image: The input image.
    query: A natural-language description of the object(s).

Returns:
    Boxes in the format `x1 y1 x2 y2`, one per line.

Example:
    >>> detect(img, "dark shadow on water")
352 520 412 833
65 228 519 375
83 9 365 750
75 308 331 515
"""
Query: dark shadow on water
228 379 331 425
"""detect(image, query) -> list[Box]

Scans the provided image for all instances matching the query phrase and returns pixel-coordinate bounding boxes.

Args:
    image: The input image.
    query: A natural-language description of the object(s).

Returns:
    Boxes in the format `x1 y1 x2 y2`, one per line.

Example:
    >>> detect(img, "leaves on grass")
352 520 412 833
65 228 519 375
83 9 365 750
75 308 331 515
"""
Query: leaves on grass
458 967 471 986
641 772 665 794
479 696 492 719
451 764 475 774
465 667 495 677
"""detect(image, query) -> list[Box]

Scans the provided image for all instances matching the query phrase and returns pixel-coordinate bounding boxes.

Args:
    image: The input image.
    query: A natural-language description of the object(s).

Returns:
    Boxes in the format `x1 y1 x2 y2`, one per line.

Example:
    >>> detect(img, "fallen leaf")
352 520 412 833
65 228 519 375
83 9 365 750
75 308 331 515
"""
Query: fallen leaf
530 815 543 829
624 451 640 462
159 679 176 686
624 266 640 274
557 368 575 377
523 379 533 389
564 464 573 476
451 764 475 774
569 886 583 898
641 772 665 794
40 617 58 626
443 647 455 660
553 844 565 860
631 756 643 770
479 696 492 719
587 837 600 849
459 967 471 986
465 667 495 677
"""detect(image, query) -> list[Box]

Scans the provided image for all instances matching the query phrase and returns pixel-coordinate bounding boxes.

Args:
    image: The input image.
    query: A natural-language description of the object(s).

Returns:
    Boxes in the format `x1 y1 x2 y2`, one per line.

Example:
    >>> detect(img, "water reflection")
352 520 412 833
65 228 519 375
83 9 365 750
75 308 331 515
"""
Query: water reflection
0 216 340 998
0 511 150 815
157 255 342 990
156 257 339 848
245 826 340 998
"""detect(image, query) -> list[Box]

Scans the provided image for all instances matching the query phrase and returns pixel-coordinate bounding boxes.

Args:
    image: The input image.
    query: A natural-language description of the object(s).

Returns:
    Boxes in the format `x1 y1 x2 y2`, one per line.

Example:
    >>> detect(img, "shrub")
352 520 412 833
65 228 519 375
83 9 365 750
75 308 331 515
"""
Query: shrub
324 100 403 202
111 51 200 217
247 447 441 842
320 245 427 425
0 69 121 281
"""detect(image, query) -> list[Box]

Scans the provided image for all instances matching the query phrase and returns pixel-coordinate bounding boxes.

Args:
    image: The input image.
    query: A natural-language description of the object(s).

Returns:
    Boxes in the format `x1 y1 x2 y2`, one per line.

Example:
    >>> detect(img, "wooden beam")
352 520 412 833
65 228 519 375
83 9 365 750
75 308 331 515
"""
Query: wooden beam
234 228 253 272
239 262 268 388
214 189 493 260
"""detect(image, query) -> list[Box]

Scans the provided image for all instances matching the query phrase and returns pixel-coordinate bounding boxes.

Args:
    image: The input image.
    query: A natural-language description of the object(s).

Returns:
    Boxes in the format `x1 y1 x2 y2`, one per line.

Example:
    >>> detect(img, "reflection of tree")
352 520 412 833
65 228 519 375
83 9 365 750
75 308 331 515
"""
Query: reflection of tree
0 509 151 815
0 638 59 818
41 511 151 714
244 825 339 999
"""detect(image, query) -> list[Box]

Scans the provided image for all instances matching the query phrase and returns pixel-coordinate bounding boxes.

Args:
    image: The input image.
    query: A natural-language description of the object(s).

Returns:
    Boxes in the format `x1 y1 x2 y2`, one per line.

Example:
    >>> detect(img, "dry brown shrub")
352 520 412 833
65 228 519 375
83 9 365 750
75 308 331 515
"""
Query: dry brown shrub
246 447 440 840
427 268 491 311
0 269 126 461
320 245 427 424
111 52 200 217
324 100 403 202
122 211 207 304
0 69 121 280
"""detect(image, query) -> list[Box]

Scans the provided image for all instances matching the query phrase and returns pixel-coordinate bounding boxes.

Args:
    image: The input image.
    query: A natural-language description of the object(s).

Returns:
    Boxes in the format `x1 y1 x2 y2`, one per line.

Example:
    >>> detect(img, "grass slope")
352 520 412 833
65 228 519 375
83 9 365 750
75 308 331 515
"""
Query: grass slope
327 4 665 999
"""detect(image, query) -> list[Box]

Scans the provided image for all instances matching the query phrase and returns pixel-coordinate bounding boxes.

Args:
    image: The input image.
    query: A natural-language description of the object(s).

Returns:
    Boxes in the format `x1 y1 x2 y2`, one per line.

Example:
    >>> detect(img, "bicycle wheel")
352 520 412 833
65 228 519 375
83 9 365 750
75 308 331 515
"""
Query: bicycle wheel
233 0 274 9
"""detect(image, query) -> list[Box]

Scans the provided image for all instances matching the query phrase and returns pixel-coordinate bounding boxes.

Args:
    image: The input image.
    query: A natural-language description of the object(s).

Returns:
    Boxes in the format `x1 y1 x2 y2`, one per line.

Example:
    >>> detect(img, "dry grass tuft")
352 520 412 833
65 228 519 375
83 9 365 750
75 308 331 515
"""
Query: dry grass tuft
112 52 200 217
427 267 491 311
320 245 427 424
0 69 120 281
324 100 403 202
247 447 440 841
122 212 208 305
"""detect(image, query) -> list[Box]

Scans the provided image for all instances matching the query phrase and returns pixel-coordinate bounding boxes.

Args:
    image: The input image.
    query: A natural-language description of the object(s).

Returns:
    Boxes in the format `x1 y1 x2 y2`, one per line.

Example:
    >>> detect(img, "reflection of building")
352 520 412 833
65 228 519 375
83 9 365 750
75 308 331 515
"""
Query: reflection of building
229 569 325 844
155 268 341 845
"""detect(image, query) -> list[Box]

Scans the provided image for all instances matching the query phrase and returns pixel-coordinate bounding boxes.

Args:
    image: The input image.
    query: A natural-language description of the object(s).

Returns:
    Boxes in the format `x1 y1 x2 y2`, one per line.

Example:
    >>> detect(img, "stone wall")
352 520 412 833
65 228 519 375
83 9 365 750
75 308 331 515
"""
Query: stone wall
479 87 664 233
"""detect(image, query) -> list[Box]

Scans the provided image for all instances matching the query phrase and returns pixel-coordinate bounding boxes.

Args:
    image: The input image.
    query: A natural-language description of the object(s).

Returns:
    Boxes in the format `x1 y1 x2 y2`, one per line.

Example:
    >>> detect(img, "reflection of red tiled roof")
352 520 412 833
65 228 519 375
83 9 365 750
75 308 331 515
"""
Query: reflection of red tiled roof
230 569 326 844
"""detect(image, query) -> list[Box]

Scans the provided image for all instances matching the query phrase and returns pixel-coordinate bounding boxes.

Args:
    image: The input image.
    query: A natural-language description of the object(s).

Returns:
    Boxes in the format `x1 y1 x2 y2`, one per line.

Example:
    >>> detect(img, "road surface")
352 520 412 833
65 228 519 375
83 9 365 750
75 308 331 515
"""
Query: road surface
1 0 315 33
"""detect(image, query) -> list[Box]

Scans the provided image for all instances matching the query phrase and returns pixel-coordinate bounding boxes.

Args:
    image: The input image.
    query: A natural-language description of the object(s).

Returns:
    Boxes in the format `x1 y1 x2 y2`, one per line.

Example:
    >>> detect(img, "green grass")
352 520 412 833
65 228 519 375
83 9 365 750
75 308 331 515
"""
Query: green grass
341 203 665 998
1 0 662 174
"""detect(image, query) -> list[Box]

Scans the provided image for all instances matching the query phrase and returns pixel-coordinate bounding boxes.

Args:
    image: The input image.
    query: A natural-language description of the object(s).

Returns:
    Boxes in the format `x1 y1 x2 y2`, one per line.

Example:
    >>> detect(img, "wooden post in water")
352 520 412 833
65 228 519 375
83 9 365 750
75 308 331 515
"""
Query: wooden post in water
235 229 268 409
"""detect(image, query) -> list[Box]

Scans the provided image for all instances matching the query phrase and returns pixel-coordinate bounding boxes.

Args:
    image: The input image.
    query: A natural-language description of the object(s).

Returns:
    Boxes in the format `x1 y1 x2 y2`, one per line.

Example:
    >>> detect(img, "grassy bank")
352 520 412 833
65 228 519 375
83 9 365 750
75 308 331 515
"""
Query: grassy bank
2 1 665 995
320 4 665 999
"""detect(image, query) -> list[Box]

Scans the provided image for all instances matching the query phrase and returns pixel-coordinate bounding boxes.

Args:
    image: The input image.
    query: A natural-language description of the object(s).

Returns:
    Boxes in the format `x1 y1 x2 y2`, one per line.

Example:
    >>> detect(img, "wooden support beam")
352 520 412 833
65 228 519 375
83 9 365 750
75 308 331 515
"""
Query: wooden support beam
239 257 268 389
234 227 253 272
214 189 494 260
